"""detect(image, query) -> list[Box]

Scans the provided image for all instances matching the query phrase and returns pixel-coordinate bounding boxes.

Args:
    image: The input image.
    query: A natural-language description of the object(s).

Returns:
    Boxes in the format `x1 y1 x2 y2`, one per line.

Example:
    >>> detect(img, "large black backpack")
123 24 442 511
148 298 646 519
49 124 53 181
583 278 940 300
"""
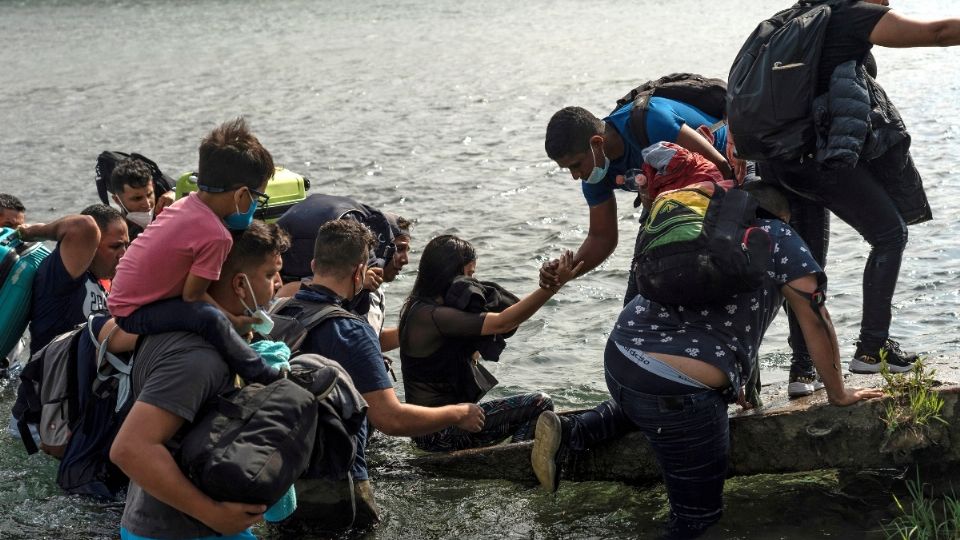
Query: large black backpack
727 1 843 161
177 377 322 506
276 194 396 282
612 73 728 149
95 151 175 205
633 181 771 306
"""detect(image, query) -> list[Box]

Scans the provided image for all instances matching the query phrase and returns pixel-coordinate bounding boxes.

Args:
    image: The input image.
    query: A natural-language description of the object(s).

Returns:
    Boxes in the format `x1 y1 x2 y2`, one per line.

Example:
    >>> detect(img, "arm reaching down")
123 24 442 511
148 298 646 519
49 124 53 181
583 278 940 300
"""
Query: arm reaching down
540 198 617 288
782 275 884 406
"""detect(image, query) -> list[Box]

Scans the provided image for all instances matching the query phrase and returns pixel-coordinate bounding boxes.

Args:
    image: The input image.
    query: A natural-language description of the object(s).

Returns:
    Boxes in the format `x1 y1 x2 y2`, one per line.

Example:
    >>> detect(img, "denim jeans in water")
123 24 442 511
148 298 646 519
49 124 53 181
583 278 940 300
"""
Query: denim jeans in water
115 298 278 384
762 158 908 353
413 392 554 452
604 347 729 540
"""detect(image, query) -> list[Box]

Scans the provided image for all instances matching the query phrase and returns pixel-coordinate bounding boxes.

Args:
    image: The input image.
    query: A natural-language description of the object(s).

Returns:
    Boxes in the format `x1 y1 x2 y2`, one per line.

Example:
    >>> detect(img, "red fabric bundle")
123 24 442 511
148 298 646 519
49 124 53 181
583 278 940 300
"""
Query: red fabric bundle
642 142 733 200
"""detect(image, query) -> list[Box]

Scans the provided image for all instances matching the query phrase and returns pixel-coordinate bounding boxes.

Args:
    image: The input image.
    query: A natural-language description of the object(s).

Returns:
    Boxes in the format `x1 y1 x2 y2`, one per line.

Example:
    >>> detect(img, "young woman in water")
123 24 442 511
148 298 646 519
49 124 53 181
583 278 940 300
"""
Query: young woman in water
398 234 580 452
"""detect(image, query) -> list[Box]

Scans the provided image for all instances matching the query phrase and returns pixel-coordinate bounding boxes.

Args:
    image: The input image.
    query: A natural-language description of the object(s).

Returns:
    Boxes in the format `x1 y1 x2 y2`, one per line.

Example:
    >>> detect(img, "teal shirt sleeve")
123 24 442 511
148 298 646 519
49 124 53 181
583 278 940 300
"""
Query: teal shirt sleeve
581 178 616 207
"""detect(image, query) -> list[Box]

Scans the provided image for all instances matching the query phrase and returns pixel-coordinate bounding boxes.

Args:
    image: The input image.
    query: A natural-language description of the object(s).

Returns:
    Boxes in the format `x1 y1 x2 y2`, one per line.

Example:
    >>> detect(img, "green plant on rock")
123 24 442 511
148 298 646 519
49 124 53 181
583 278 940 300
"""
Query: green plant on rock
880 356 947 435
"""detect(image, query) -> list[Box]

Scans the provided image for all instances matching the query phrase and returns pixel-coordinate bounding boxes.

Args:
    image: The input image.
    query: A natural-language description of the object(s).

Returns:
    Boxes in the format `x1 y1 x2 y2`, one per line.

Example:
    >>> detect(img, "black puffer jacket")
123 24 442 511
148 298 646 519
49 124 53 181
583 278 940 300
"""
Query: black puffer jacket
862 73 932 225
813 60 871 170
814 61 932 225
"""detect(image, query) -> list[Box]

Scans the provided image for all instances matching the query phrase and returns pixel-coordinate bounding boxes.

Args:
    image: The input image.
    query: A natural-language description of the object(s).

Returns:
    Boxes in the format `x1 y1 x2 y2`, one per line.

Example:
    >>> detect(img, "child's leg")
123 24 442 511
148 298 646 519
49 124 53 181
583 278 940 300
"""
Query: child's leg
114 298 194 336
115 299 279 384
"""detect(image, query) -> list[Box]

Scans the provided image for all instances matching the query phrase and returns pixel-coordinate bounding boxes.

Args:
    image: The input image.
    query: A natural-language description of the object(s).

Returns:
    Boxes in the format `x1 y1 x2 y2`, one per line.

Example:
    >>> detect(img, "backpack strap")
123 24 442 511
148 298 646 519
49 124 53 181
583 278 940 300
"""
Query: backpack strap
89 321 134 413
268 297 364 355
15 359 43 455
627 94 654 150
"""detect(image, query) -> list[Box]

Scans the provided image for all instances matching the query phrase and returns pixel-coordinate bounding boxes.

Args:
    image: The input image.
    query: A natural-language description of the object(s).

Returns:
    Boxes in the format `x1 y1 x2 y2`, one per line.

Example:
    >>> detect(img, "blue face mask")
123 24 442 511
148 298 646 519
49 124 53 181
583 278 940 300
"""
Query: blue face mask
584 143 609 184
224 190 258 231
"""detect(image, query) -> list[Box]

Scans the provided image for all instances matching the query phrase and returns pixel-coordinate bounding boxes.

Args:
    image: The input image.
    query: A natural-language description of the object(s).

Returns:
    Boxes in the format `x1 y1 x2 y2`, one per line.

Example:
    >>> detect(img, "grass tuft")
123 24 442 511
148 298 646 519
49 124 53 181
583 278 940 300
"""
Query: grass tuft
880 357 946 435
885 471 960 539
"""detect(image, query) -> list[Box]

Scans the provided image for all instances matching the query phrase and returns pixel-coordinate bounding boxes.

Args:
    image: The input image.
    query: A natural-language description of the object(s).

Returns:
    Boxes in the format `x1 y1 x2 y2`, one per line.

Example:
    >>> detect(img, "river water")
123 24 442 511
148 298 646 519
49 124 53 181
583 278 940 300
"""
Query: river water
0 0 958 538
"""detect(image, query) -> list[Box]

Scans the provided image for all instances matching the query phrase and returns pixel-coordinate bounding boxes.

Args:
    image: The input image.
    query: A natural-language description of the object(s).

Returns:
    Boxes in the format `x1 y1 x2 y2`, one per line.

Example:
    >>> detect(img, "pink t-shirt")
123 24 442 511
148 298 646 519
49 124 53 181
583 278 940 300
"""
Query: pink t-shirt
108 192 232 317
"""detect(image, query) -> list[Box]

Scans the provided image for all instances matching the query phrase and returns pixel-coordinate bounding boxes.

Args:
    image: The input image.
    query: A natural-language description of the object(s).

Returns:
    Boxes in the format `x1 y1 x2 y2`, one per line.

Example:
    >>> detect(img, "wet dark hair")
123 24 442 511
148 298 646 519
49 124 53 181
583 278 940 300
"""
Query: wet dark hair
545 106 604 160
407 235 476 302
312 219 374 279
0 193 25 212
197 118 275 192
80 203 124 231
109 158 153 194
222 220 290 276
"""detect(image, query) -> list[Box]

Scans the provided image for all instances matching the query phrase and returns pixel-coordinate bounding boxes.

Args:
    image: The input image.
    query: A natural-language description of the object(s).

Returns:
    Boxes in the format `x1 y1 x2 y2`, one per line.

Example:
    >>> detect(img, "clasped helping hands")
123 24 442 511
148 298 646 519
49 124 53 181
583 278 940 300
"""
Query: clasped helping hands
538 250 582 293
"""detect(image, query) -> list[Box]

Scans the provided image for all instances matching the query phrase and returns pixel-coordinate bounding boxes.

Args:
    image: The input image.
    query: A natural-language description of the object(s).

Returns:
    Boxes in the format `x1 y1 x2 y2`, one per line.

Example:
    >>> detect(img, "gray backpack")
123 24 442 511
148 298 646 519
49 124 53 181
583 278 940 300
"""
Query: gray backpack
13 326 83 457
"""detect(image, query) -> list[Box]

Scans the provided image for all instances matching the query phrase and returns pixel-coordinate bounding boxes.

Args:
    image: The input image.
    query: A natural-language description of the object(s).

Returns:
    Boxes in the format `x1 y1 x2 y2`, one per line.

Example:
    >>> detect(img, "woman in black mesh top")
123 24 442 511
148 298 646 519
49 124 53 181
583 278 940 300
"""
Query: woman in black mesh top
398 235 580 452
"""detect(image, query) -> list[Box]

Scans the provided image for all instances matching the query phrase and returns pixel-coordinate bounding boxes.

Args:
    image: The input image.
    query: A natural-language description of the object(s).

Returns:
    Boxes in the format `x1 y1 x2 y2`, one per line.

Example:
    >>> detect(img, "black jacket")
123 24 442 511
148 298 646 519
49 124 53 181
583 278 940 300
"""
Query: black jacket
815 60 932 225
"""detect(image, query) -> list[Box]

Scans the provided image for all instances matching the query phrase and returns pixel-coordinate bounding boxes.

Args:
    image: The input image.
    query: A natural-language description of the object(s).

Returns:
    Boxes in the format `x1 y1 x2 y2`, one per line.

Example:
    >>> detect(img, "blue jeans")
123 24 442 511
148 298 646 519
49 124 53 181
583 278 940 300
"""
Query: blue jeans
115 298 278 384
605 345 729 539
351 418 370 481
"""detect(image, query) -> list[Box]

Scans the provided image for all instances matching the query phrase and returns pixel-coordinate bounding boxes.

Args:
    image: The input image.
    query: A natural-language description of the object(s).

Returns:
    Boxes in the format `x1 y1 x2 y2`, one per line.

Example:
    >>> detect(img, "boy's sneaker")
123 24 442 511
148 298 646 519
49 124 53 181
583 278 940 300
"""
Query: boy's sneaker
849 339 918 374
531 411 567 492
787 356 825 398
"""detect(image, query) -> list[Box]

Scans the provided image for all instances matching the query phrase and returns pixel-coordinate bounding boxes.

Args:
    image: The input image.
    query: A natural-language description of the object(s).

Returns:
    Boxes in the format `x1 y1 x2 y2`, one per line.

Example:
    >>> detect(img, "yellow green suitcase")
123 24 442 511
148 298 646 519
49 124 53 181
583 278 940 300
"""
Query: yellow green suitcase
175 167 310 222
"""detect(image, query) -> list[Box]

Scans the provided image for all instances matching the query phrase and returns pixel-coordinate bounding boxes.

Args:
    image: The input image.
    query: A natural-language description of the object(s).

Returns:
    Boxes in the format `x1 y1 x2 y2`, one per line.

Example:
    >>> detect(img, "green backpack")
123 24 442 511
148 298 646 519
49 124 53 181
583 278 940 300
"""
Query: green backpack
633 181 771 305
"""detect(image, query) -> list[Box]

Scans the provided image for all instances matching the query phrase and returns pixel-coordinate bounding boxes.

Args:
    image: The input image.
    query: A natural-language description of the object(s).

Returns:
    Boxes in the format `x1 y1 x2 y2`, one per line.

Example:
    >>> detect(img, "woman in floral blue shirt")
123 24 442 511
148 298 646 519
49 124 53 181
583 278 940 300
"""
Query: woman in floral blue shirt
533 151 883 539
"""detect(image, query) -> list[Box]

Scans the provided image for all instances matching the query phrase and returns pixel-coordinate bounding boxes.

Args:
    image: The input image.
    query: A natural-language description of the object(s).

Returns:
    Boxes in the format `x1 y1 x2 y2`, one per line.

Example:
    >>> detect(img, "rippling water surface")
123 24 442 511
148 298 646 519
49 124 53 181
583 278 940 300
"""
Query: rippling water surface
1 0 958 537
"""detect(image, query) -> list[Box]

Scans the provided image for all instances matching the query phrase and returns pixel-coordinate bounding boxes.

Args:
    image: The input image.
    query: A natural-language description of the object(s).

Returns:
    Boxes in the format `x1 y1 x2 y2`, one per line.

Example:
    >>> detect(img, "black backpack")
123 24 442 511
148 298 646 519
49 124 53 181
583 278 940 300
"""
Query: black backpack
95 151 175 205
727 1 843 161
612 73 728 149
633 181 771 306
177 377 322 506
276 194 397 282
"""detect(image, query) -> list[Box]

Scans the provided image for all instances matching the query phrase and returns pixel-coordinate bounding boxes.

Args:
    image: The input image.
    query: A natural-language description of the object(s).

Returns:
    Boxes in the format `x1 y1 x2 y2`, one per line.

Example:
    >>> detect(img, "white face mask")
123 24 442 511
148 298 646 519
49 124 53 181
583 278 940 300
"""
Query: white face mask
115 197 154 229
239 274 275 335
584 143 610 184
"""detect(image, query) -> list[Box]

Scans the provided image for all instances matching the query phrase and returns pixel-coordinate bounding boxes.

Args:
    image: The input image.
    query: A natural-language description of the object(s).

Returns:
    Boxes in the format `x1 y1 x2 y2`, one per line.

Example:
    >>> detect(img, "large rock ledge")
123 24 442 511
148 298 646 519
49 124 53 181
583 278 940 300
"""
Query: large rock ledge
410 361 960 484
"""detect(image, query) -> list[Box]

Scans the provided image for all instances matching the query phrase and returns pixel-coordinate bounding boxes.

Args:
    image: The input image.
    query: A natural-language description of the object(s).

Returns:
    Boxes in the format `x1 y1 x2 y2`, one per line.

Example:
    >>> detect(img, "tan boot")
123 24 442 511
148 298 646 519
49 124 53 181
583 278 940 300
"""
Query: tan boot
353 479 381 527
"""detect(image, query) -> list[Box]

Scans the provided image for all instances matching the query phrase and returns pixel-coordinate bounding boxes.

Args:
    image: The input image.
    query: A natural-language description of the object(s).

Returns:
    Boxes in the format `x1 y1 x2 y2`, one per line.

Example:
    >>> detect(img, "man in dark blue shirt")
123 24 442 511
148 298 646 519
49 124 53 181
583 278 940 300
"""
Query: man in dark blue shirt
292 219 484 528
21 204 128 354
